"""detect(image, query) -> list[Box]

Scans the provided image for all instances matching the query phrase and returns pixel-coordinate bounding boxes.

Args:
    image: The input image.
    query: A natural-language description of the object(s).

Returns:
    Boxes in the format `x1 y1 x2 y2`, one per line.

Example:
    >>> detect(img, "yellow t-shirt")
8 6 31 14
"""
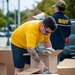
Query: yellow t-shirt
11 20 50 49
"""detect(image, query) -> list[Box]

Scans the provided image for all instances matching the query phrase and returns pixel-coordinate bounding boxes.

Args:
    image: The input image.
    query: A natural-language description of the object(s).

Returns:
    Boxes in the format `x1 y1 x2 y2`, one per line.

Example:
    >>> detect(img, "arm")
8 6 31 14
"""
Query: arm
27 47 41 63
43 33 52 48
43 41 55 54
26 32 47 72
44 41 52 48
27 47 48 73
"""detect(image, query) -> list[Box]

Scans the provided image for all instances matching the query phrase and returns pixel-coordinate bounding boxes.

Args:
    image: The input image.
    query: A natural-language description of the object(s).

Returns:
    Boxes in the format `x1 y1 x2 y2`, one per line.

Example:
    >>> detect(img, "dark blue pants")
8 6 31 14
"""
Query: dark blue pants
11 43 30 68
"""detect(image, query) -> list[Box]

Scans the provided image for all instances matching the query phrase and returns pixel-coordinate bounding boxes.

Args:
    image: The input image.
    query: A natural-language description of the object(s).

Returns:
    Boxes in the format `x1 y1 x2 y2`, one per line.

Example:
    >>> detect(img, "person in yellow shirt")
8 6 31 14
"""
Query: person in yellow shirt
11 16 57 75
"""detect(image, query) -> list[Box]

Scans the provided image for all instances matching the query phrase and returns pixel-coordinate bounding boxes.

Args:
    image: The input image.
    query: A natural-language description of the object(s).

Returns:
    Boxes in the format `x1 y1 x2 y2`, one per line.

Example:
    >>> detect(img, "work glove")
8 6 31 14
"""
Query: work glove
42 47 55 55
46 47 55 53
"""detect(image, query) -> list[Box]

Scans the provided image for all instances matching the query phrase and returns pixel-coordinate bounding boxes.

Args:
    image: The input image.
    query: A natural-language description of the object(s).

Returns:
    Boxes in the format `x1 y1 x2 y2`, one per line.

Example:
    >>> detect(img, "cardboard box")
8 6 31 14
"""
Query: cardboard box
57 59 75 75
28 10 49 20
0 47 14 75
0 64 7 75
17 68 41 75
31 50 62 73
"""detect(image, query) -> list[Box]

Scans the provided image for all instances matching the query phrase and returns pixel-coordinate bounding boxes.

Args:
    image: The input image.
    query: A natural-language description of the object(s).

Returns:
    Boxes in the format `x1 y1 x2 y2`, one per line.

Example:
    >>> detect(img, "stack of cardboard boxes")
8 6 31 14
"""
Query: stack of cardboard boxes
0 47 14 75
0 46 75 75
0 47 32 75
0 44 61 75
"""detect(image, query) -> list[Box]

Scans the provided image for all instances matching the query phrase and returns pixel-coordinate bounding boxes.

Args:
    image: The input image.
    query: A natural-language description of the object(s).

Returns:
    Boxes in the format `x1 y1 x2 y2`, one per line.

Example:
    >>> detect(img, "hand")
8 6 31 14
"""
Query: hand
42 50 52 55
38 60 48 73
42 47 55 55
46 47 55 53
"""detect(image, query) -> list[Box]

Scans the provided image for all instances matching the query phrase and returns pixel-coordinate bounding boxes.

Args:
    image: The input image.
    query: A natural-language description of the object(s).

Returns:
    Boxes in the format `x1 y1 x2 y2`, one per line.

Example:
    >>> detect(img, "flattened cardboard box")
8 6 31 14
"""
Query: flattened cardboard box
17 68 41 75
57 59 75 75
31 50 62 73
0 49 14 75
17 68 59 75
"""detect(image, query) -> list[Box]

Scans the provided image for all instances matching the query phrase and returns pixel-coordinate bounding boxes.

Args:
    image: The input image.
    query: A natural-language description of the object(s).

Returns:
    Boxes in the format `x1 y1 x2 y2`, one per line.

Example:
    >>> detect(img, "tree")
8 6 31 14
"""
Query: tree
21 9 31 24
7 11 14 24
32 0 75 19
0 9 7 29
0 17 7 29
65 0 75 18
9 17 14 24
34 0 57 15
20 10 28 24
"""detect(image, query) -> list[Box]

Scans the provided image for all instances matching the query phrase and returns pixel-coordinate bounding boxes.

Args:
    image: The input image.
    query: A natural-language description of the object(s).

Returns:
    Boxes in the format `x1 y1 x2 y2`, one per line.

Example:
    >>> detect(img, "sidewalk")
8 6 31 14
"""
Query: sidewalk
0 37 10 47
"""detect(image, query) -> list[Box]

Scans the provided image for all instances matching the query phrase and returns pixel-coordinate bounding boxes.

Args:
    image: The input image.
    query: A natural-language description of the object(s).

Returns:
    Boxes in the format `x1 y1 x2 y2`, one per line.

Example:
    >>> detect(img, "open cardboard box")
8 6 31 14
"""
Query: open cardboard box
28 10 49 20
57 59 75 75
31 50 62 73
0 48 14 75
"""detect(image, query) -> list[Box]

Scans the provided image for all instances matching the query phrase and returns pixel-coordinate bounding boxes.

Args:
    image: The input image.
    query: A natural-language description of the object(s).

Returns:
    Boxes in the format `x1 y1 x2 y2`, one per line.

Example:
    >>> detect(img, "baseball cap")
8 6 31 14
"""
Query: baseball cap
52 0 66 8
55 0 66 7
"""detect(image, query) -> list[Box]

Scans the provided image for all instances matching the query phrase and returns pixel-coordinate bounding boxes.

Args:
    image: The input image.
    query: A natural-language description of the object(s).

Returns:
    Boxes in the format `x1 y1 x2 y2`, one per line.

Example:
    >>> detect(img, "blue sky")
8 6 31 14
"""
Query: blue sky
0 0 42 14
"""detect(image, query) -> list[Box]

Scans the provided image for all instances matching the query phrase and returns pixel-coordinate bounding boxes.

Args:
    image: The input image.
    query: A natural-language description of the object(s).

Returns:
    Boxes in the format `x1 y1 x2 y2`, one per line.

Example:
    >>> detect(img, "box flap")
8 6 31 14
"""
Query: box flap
37 50 62 56
51 50 62 56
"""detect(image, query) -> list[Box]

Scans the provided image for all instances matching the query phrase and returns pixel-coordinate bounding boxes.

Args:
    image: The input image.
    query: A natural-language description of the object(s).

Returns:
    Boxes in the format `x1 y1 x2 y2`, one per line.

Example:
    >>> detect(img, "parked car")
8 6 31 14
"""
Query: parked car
0 32 5 37
0 31 12 37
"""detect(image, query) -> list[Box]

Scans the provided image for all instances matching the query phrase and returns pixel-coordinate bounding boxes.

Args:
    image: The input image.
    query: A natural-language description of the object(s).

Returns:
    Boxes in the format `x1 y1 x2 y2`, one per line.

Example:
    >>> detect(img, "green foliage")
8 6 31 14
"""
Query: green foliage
32 0 75 19
0 9 7 29
34 0 57 15
21 14 28 24
0 17 7 29
9 11 14 19
65 0 75 18
9 17 14 24
0 9 5 18
21 10 31 24
20 11 28 24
